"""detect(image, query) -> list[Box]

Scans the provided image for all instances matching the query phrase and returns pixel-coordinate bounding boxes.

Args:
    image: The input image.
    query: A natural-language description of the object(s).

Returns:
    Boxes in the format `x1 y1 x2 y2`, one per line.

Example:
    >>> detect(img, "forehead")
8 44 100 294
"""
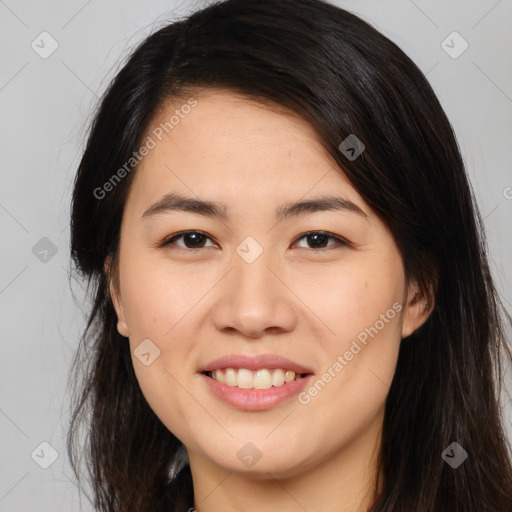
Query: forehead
125 90 367 218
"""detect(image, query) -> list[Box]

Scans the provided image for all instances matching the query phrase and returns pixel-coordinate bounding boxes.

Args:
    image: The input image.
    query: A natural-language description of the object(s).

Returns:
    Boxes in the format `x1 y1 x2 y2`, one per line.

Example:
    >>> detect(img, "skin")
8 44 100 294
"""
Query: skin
108 89 433 512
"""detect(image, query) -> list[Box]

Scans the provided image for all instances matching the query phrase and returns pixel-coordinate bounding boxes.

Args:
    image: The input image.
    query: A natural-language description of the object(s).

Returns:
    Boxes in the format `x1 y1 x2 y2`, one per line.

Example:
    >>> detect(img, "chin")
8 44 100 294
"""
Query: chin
206 447 318 480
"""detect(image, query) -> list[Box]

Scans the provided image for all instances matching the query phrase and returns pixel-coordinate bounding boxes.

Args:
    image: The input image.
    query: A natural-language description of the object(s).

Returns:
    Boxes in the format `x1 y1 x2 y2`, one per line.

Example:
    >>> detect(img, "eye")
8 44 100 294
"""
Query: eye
292 231 348 250
161 231 217 250
159 230 348 251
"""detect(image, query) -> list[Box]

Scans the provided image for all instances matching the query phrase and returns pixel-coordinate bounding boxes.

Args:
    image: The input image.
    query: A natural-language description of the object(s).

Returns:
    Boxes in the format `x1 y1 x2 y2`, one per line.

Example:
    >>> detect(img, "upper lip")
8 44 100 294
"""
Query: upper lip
200 354 314 374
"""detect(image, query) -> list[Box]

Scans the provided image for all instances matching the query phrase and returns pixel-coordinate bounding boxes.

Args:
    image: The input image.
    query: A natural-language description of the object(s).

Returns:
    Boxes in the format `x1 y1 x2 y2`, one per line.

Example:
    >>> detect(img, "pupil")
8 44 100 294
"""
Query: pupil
309 233 327 248
185 233 205 248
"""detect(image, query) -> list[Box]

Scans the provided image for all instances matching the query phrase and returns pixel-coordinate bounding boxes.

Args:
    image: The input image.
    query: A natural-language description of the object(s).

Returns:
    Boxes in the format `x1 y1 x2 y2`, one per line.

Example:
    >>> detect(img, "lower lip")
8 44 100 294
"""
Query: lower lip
201 373 313 411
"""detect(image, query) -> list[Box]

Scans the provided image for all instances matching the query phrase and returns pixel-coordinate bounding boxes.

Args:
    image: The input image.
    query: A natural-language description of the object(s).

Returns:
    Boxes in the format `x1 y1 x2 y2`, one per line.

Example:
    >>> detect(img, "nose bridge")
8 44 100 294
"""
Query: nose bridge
232 237 279 305
210 237 297 337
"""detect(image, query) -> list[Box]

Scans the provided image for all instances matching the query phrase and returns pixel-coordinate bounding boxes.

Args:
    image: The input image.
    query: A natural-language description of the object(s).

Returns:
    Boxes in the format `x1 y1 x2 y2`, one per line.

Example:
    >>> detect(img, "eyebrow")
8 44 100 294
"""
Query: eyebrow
141 192 368 222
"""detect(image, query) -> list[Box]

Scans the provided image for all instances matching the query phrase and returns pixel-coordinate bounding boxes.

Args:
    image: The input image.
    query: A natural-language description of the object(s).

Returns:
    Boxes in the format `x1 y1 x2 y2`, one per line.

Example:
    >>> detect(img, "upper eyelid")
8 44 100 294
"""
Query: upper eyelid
162 230 217 246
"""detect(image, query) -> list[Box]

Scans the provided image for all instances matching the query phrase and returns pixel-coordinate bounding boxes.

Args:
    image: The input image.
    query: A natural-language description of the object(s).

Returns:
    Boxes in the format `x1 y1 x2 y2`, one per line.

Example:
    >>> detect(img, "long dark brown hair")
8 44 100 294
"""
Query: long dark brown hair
67 0 512 510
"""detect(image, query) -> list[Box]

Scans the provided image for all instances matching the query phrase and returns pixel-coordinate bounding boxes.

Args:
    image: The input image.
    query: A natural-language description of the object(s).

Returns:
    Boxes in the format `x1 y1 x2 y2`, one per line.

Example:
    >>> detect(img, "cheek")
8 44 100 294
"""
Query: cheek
119 255 203 442
118 254 204 397
119 251 212 338
295 254 405 346
130 357 199 450
299 254 404 414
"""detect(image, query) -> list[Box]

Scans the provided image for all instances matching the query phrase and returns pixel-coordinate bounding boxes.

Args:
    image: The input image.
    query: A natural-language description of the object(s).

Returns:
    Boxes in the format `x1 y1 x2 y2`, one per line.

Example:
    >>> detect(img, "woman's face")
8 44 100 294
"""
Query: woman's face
109 90 430 479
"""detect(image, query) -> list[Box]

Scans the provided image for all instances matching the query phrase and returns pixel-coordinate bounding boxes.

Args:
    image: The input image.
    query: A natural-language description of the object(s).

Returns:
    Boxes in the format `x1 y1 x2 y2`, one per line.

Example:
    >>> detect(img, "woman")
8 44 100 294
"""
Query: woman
67 0 512 510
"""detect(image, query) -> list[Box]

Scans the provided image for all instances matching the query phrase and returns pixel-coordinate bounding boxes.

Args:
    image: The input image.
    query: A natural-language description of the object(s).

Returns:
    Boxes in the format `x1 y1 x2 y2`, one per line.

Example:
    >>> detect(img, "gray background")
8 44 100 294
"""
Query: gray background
0 0 511 510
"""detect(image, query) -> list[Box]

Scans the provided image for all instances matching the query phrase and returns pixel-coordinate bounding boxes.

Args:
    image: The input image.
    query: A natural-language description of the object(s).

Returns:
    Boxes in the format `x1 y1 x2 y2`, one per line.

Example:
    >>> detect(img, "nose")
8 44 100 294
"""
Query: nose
210 249 298 339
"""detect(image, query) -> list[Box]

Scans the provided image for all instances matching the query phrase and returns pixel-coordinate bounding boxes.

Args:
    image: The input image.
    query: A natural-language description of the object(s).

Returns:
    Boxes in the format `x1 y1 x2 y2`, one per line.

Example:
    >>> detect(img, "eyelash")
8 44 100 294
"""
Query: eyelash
159 230 349 252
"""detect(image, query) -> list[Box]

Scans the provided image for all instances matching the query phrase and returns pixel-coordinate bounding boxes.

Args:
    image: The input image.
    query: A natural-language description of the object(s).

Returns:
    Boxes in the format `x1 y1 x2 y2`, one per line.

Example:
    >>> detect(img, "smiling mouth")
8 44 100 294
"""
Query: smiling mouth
203 368 312 390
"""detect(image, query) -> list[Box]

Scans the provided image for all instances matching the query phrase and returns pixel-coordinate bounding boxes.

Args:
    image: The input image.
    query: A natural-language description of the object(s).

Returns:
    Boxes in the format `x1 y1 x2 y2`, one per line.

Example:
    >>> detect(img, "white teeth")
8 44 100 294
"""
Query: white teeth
209 368 303 389
253 369 272 390
237 368 253 388
225 368 237 387
284 370 295 383
272 368 285 386
214 369 225 384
